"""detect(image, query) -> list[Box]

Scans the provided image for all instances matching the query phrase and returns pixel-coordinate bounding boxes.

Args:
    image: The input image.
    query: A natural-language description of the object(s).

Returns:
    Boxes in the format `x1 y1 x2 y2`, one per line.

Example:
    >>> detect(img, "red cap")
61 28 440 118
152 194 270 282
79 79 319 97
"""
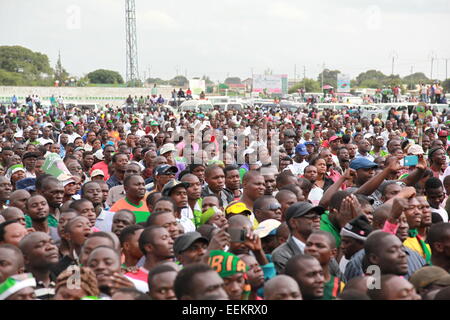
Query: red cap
329 135 341 142
438 130 448 137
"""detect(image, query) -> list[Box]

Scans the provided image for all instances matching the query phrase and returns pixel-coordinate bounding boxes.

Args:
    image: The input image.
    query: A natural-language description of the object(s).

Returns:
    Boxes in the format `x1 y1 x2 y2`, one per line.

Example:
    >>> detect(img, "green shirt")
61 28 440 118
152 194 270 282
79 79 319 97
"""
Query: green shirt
320 211 341 248
322 275 344 300
25 214 58 228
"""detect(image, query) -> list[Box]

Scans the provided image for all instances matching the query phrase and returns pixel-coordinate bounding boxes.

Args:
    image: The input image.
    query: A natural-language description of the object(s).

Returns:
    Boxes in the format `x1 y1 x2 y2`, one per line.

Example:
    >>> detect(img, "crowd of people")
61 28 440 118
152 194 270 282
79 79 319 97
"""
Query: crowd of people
1 96 450 301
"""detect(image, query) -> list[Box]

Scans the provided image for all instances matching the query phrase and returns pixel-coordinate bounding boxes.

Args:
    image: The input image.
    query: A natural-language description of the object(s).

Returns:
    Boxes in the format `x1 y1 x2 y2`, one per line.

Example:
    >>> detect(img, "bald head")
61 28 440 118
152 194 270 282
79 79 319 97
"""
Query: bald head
264 275 302 300
9 189 31 212
1 207 25 222
242 170 263 184
19 232 50 255
372 204 392 230
228 214 252 229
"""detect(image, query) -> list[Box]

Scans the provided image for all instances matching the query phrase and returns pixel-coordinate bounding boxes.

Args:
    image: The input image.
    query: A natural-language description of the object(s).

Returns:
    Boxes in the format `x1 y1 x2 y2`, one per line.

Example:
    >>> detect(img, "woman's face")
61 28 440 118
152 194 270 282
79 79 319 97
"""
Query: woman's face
315 159 327 174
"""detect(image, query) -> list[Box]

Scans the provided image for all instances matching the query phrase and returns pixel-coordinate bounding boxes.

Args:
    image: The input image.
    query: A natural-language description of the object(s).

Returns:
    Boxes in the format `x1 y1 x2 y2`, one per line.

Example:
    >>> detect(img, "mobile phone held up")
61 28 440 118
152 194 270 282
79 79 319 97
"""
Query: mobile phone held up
403 155 418 167
227 228 247 243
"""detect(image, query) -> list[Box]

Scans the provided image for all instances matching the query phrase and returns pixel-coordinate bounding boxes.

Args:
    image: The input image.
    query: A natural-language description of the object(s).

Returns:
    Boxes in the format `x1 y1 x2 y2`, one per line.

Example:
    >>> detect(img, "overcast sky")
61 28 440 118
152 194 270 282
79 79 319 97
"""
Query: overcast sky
1 0 450 82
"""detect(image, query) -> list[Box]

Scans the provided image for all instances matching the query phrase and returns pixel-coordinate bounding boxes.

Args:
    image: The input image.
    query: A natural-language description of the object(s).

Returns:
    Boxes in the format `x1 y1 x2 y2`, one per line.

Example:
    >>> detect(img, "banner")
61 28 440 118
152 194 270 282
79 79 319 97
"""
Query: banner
337 74 351 93
252 74 288 94
42 153 73 181
189 79 206 95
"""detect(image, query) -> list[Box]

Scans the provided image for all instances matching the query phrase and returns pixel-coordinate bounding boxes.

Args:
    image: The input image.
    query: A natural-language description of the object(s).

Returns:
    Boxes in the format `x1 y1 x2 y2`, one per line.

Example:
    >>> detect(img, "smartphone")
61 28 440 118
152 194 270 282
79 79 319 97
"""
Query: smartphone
403 155 418 167
228 228 247 243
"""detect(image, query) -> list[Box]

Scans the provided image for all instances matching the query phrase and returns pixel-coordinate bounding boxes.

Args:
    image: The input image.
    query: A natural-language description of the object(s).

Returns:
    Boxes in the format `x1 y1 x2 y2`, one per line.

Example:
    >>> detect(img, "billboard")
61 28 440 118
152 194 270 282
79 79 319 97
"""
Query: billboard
189 79 206 95
253 74 288 94
337 74 351 93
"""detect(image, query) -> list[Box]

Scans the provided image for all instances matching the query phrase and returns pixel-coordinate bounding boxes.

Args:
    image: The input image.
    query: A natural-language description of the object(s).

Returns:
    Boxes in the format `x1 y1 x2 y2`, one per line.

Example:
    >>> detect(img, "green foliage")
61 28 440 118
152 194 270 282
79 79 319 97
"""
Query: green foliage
169 75 188 87
317 69 341 89
87 69 124 84
355 70 387 87
288 78 321 93
224 77 241 85
443 79 450 92
202 75 214 85
146 77 168 85
0 45 54 86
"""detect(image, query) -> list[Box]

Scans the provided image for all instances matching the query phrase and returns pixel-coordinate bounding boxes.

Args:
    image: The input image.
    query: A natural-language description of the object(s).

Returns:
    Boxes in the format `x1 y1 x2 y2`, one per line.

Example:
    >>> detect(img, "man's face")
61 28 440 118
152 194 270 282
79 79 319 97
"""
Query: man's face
202 196 221 213
403 197 422 229
149 271 177 300
263 174 276 195
50 144 60 154
358 139 371 153
337 149 350 162
256 199 282 222
67 216 93 247
60 134 69 145
152 210 179 240
422 136 430 150
41 181 64 208
83 183 103 206
114 154 129 172
293 212 321 238
244 175 266 201
125 176 146 200
103 147 115 162
347 144 357 158
150 228 174 259
356 168 375 185
304 233 335 266
0 248 23 283
182 175 202 201
225 169 241 191
178 239 208 265
2 223 28 247
77 201 97 227
112 212 135 237
170 187 188 209
188 271 228 300
417 196 432 227
1 150 14 165
240 255 264 290
291 258 324 300
388 140 401 153
370 235 408 275
426 187 445 209
87 248 121 290
25 233 59 268
383 276 421 300
284 139 295 151
191 166 205 183
223 272 245 300
304 166 318 182
278 193 297 218
383 183 402 202
205 168 225 193
27 196 49 222
340 236 364 260
0 177 13 203
320 149 334 166
156 171 176 188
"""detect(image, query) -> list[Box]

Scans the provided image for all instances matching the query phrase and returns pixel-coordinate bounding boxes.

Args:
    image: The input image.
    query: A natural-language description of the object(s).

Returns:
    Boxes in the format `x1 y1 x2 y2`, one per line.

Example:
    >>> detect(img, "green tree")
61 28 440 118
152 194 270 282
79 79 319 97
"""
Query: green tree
443 79 450 93
146 77 168 85
402 72 430 90
0 45 54 85
87 69 124 84
355 70 386 87
202 75 214 86
224 77 241 85
317 69 341 89
169 75 188 87
288 78 321 93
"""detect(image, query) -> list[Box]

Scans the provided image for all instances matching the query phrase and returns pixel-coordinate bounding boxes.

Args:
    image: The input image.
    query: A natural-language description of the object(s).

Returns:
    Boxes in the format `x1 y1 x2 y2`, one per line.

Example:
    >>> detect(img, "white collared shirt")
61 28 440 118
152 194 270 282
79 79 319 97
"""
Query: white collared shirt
291 235 306 254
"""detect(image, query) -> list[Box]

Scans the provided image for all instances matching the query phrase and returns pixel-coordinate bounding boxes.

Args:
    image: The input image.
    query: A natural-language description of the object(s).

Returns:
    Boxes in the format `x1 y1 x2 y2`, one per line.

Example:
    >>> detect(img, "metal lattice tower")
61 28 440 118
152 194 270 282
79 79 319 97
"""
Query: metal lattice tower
125 0 139 84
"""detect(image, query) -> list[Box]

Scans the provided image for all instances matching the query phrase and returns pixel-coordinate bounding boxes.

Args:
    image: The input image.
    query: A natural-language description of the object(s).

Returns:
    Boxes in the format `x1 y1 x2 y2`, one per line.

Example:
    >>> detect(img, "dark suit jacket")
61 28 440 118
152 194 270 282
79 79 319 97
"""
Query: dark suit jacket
272 236 303 274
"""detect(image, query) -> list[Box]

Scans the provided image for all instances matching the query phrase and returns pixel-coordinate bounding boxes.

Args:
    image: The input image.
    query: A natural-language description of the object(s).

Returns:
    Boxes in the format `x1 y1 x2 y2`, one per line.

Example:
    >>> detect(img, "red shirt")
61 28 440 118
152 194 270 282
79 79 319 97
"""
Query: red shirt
125 267 148 283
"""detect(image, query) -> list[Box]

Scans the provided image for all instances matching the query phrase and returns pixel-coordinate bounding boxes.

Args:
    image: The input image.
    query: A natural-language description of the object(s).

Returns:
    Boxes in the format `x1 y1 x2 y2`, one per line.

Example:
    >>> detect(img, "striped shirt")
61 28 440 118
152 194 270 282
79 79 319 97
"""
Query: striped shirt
110 198 150 224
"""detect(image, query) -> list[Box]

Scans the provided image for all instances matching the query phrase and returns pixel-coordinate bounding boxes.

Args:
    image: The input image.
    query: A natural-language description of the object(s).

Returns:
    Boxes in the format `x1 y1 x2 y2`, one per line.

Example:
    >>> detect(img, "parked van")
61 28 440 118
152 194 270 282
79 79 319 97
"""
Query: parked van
179 100 214 113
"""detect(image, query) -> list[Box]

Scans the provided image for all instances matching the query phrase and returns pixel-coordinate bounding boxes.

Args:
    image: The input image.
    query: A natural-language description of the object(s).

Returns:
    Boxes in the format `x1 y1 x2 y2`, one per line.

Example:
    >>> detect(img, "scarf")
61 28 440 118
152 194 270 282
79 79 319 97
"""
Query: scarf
408 229 432 264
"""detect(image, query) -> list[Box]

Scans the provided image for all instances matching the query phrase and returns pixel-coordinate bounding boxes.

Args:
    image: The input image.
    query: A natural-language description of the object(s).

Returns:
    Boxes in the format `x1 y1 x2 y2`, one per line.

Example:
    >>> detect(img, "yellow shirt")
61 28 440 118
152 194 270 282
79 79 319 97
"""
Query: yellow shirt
403 237 431 260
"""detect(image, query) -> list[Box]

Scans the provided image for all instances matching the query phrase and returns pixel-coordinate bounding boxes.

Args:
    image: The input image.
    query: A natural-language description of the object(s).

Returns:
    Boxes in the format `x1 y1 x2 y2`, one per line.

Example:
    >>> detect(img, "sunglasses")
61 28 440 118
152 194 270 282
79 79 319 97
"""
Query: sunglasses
265 203 282 211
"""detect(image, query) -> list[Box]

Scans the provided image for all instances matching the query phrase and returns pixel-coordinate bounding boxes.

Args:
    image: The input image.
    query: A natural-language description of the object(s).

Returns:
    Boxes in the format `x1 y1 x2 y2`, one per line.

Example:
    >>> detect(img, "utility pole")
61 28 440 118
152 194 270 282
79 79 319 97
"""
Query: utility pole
125 0 139 84
321 62 325 90
430 52 437 80
446 58 448 80
294 64 297 85
303 65 306 91
390 51 398 75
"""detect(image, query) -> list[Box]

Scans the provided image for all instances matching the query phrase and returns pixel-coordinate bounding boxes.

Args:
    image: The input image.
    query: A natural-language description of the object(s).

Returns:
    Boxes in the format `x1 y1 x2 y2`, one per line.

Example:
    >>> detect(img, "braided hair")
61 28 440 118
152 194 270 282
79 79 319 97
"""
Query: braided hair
56 266 100 298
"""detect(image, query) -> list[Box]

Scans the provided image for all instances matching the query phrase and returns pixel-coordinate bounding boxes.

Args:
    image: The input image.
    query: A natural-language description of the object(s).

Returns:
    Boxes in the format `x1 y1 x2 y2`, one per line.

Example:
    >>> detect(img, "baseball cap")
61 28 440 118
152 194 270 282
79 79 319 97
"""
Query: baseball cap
91 169 105 178
329 136 341 143
22 151 40 161
253 219 281 238
173 232 209 255
407 144 424 155
6 164 26 180
150 121 159 126
409 266 450 290
438 130 448 137
340 215 373 241
0 273 36 300
363 133 375 139
295 143 308 156
93 149 104 160
15 177 37 192
159 143 176 155
154 164 178 177
304 141 316 146
285 202 325 221
161 180 189 197
225 201 252 217
349 158 378 170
